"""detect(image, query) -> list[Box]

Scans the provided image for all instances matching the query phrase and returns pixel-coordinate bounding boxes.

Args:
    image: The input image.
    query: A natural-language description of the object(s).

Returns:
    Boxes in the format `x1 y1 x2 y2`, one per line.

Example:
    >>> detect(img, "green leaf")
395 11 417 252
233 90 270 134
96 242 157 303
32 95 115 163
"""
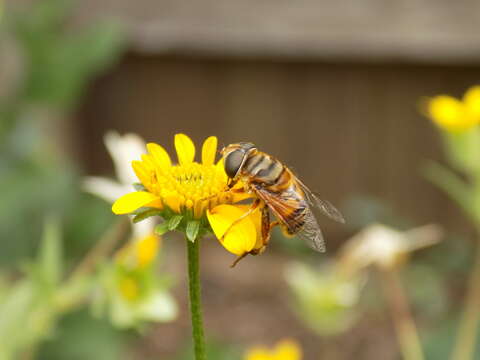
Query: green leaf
167 215 183 231
133 183 146 191
38 215 62 287
186 221 200 242
155 222 170 236
0 280 35 355
422 160 474 221
443 128 480 175
132 209 162 223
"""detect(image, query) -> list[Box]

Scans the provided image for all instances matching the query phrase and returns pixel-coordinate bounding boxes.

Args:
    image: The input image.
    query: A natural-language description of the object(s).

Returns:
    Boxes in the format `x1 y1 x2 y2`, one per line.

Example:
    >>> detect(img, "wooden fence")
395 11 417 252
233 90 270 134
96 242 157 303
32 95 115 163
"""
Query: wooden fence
76 55 480 243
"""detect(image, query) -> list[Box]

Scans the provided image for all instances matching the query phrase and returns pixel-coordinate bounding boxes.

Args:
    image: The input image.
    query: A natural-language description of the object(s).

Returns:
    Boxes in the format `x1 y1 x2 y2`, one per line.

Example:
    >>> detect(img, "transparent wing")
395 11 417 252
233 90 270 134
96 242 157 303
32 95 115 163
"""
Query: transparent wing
295 177 345 224
296 208 326 252
252 184 327 252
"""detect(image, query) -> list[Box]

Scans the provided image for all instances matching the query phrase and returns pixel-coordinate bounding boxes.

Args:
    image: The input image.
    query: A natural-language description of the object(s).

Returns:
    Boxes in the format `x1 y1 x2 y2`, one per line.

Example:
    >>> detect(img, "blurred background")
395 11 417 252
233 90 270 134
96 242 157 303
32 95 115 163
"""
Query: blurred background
2 0 480 359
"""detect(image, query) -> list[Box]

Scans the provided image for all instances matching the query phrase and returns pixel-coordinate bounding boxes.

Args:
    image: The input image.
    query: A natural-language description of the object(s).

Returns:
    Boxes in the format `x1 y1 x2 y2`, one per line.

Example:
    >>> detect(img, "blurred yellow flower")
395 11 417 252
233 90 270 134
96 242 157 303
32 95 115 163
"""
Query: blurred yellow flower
113 232 161 304
116 233 159 270
244 339 302 360
426 86 480 132
118 275 140 302
98 231 177 328
112 133 263 258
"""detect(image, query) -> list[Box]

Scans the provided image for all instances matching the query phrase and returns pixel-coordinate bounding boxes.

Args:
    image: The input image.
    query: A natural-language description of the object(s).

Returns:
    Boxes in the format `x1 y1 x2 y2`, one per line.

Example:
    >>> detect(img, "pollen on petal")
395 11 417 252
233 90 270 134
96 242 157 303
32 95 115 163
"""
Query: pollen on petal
112 191 162 214
207 204 257 256
175 133 196 165
201 136 218 166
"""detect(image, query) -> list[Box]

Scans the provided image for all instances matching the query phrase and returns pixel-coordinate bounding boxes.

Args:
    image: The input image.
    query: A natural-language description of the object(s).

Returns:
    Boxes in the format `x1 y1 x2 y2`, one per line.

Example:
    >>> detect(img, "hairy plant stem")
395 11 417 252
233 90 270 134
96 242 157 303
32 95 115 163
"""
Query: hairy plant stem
380 269 424 360
187 237 206 360
451 239 480 360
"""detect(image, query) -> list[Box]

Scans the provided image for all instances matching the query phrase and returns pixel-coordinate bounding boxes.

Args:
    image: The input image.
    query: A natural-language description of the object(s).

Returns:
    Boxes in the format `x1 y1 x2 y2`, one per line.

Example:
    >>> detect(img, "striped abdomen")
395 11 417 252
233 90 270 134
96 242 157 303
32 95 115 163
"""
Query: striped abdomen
242 152 289 189
242 151 308 235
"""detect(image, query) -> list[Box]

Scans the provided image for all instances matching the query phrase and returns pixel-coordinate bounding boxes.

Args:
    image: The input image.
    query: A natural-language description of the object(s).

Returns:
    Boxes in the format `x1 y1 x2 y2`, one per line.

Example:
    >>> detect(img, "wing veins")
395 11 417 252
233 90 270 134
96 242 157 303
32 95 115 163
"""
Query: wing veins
252 184 326 252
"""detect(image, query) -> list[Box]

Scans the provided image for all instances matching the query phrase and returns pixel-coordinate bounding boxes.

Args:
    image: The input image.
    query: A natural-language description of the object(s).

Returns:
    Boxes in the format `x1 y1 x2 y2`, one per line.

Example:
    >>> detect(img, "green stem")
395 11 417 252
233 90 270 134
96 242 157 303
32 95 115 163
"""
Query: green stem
187 237 207 360
450 240 480 360
380 269 424 360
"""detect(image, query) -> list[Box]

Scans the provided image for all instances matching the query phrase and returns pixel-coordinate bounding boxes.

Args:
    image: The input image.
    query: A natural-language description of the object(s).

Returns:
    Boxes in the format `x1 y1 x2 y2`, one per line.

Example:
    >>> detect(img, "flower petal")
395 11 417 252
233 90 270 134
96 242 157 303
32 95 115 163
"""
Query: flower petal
235 204 264 251
207 204 257 256
137 291 178 322
112 191 162 214
428 96 463 123
147 142 172 171
136 233 160 268
427 95 473 132
83 176 129 203
162 191 183 213
104 131 147 185
174 133 195 165
464 85 480 120
201 136 218 166
274 339 302 360
141 154 156 169
132 160 152 191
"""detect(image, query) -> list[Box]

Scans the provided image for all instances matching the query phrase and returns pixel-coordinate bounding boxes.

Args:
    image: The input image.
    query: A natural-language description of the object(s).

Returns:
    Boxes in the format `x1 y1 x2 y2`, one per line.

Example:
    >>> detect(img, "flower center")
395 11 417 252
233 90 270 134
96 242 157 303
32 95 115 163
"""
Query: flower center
151 162 230 217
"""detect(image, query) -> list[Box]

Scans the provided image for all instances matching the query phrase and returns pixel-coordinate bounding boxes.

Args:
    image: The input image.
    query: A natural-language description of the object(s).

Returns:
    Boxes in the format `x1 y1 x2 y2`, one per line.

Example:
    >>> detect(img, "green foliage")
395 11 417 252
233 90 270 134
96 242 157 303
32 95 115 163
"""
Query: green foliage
285 262 363 336
0 0 128 357
37 309 131 360
186 220 201 242
168 215 184 231
423 317 480 360
0 219 70 359
133 208 163 223
155 221 171 236
38 216 63 288
7 0 125 110
0 0 125 264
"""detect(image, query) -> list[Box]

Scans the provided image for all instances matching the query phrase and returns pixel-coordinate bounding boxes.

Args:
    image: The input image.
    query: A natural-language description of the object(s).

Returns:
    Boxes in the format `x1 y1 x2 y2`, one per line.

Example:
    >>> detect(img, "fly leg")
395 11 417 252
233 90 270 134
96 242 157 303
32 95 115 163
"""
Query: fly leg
220 198 261 243
250 207 279 255
231 206 279 268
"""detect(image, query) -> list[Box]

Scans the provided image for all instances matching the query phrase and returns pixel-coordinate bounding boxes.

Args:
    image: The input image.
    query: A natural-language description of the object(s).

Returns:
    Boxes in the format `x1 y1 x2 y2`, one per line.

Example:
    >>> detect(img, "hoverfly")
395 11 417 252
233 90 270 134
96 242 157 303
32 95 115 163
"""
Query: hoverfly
220 142 345 265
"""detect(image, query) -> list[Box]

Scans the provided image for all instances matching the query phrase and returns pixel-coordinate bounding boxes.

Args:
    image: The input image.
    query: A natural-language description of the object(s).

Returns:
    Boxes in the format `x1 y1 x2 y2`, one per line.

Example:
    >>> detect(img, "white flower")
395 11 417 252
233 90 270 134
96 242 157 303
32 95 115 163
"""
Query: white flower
83 131 154 238
339 224 443 272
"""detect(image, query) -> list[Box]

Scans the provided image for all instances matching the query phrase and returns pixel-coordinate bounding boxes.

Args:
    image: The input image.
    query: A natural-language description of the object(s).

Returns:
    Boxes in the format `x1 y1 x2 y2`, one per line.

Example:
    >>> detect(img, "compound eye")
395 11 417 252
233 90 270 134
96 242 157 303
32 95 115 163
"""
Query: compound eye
224 150 244 178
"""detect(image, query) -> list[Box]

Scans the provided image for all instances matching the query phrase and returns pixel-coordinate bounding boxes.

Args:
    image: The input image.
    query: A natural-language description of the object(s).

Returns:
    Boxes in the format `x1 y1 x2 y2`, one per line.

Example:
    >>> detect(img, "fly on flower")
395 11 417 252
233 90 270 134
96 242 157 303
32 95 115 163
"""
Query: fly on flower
111 134 343 266
220 142 345 264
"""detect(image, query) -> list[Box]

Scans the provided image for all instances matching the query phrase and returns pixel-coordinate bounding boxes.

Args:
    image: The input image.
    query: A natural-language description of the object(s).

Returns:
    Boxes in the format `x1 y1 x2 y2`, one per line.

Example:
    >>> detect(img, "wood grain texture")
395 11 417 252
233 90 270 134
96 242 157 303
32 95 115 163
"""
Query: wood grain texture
77 56 480 243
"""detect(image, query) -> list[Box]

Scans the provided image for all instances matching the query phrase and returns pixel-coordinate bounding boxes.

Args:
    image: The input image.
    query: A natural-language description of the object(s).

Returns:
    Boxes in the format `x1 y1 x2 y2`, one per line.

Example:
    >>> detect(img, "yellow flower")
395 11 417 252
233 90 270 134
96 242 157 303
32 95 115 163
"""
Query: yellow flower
244 339 302 360
114 232 161 303
116 233 160 269
112 133 263 258
426 86 480 132
118 275 141 302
